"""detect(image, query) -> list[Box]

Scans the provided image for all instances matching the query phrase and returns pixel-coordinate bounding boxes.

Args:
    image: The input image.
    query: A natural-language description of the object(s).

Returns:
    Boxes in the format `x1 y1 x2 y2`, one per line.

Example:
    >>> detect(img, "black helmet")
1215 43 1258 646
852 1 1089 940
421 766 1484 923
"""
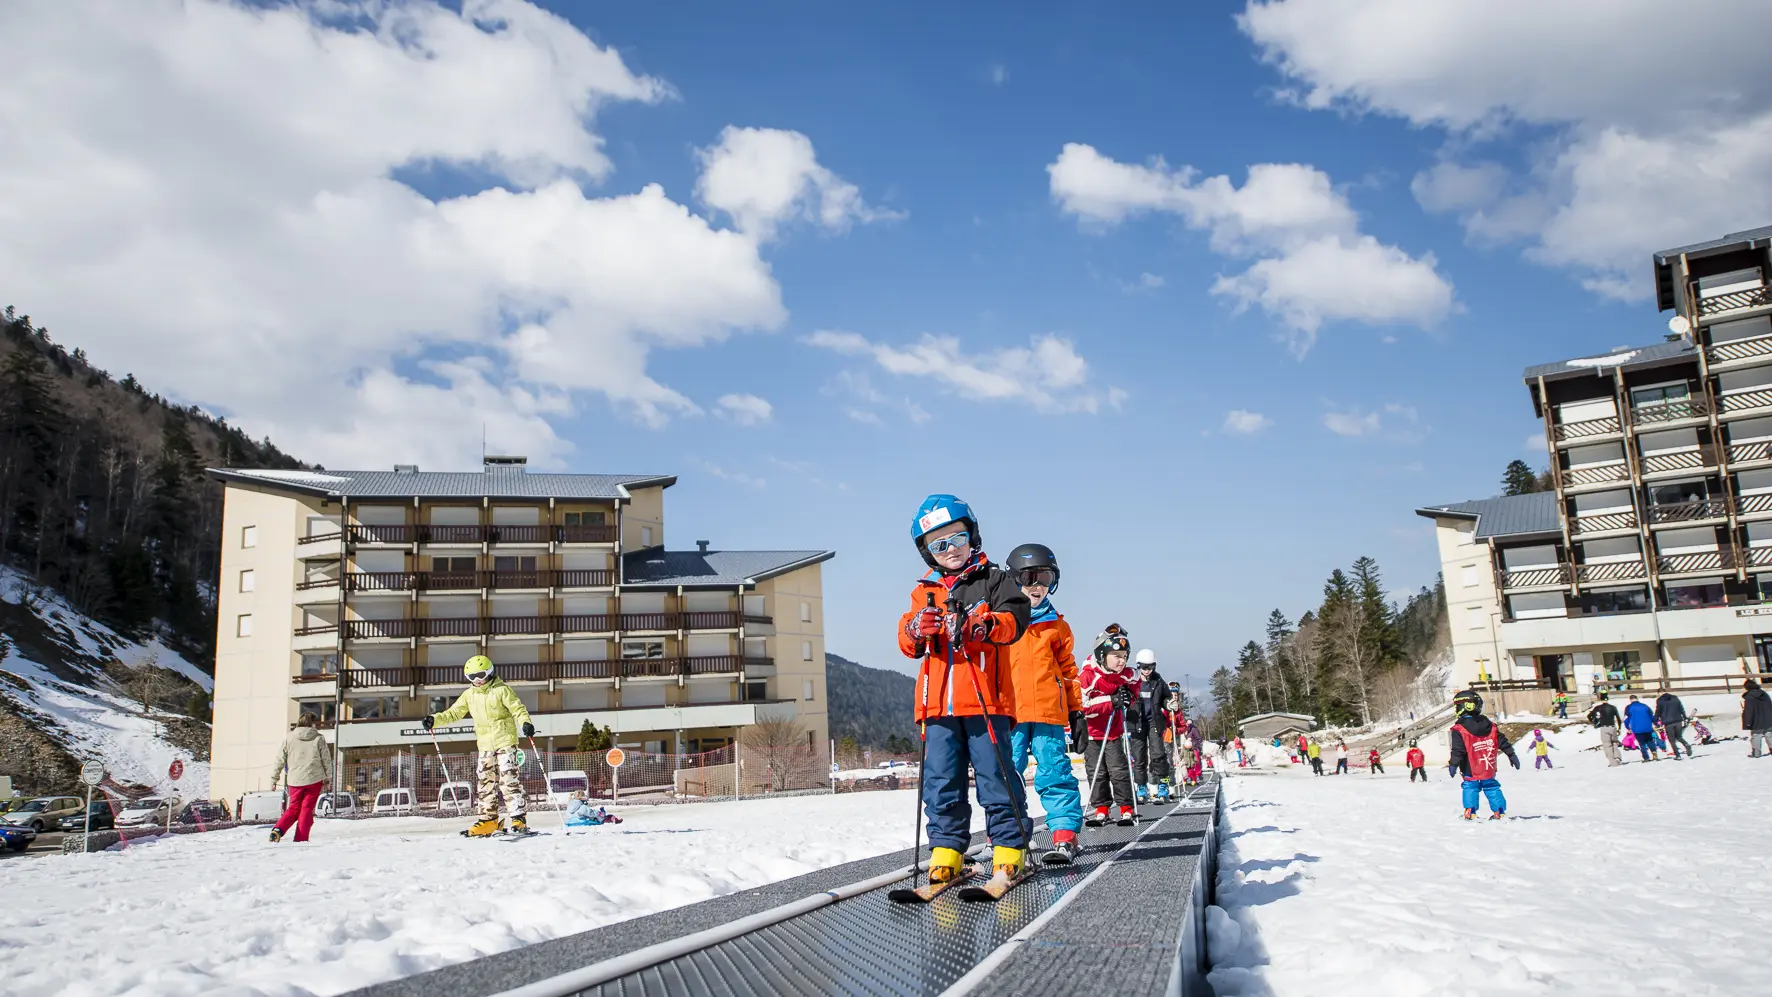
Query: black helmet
1453 689 1483 715
1408 738 1418 747
1093 632 1130 665
1005 543 1060 592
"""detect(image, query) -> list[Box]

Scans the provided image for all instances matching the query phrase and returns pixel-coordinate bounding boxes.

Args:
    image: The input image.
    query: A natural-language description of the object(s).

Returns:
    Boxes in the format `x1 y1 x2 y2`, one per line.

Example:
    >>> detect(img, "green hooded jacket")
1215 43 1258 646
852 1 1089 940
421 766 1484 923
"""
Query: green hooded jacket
430 677 532 751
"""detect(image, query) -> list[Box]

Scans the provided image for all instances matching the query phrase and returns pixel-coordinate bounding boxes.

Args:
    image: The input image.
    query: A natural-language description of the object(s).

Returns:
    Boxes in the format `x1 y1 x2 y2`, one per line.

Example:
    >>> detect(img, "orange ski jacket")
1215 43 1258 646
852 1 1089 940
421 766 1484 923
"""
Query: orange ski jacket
1007 616 1081 726
898 557 1029 722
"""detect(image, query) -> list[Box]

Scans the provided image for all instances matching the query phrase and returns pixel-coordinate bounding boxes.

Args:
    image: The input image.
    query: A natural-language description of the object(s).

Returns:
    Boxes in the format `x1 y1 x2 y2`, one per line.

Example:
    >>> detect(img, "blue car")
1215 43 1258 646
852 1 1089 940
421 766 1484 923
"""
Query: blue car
0 823 37 853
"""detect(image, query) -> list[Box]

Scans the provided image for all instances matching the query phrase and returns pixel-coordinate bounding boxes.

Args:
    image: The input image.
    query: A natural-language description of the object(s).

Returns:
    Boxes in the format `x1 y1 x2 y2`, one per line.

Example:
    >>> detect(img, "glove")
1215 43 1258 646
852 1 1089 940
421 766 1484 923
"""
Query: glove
521 722 536 739
1162 728 1174 744
960 602 995 644
905 605 943 641
421 715 434 731
1068 710 1085 728
1112 687 1133 710
1509 756 1520 770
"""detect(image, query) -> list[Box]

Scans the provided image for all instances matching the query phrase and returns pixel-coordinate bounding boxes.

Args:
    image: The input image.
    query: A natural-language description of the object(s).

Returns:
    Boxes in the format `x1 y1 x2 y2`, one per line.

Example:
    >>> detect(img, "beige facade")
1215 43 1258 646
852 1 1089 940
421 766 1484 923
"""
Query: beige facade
206 462 832 803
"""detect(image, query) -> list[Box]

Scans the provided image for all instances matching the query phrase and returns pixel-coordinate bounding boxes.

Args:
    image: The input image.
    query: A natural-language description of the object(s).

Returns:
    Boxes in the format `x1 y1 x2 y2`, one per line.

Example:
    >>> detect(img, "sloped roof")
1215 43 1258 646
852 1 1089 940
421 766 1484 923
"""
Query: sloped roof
1415 491 1561 539
621 549 835 589
1651 225 1772 311
1521 339 1697 382
208 467 675 499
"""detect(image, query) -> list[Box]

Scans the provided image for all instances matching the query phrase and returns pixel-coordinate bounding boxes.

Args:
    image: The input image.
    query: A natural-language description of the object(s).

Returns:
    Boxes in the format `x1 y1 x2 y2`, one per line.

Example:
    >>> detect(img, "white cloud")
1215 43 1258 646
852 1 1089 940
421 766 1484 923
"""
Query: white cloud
1324 409 1382 437
807 329 1120 414
696 460 766 489
1223 409 1273 434
695 126 901 240
844 408 886 426
1239 0 1772 298
0 0 819 468
988 63 1009 86
1048 143 1452 352
1323 402 1426 441
715 393 773 426
1525 431 1548 456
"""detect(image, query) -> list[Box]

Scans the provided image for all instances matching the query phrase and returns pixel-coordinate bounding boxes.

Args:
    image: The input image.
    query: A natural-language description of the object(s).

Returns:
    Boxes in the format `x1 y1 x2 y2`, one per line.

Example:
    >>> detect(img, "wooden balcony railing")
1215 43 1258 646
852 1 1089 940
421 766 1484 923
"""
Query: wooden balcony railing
296 576 341 591
1737 492 1772 517
1655 547 1741 575
1707 333 1772 365
339 524 622 545
560 524 619 543
1729 440 1772 464
421 525 483 544
1562 463 1630 486
558 614 617 633
1496 565 1572 589
337 655 749 690
1572 510 1637 534
1646 498 1730 525
340 612 744 640
621 612 676 632
1630 397 1710 425
1697 285 1772 317
1719 387 1772 414
1554 416 1621 442
297 532 343 546
1575 560 1648 584
341 569 614 592
294 622 340 637
1639 446 1718 475
1744 546 1772 568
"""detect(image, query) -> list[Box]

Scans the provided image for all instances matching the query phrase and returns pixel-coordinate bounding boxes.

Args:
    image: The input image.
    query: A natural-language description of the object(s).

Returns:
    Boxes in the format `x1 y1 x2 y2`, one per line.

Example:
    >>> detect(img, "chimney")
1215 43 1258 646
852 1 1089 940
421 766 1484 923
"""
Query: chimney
392 464 419 474
696 540 710 554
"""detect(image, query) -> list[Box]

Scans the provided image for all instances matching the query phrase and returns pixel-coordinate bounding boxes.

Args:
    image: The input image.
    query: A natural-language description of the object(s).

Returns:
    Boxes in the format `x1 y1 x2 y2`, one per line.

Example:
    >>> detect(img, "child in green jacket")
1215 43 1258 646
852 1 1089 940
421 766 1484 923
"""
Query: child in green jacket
424 655 535 836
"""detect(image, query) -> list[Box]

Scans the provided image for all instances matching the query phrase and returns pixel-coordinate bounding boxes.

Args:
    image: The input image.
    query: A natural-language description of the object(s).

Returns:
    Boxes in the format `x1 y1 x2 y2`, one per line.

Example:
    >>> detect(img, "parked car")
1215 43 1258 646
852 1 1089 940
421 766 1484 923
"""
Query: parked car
315 793 360 818
435 782 474 811
57 800 116 833
546 770 590 806
115 797 171 828
372 788 415 814
0 823 37 853
1 796 84 832
237 791 287 823
175 801 228 827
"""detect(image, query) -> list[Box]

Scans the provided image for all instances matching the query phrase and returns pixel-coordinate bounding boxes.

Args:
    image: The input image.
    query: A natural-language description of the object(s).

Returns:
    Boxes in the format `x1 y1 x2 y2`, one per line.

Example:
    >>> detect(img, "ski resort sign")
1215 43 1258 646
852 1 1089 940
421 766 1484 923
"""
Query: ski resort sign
168 759 185 782
80 761 105 787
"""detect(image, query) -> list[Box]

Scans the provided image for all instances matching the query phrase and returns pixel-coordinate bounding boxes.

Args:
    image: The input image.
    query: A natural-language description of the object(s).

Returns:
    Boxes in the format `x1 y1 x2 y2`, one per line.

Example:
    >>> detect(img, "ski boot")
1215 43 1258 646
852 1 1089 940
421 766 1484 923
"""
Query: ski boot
1155 781 1173 803
1041 830 1079 866
1117 805 1137 826
507 815 530 835
991 845 1027 881
268 828 283 843
463 817 503 838
1135 785 1151 806
1488 812 1506 821
1086 805 1110 827
1460 808 1477 821
928 846 967 885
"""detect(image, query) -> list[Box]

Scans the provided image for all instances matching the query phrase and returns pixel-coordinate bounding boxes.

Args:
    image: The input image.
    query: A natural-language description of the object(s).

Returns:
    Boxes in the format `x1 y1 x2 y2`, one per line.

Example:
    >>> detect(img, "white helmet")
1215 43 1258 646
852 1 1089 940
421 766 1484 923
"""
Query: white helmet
1135 648 1157 667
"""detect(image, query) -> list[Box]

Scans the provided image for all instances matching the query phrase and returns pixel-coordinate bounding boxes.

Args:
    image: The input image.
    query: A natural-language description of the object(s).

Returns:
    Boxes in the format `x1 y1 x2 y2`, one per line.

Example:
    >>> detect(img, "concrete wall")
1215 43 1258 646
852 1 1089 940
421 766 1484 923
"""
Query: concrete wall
622 485 664 551
1430 516 1509 687
758 562 829 749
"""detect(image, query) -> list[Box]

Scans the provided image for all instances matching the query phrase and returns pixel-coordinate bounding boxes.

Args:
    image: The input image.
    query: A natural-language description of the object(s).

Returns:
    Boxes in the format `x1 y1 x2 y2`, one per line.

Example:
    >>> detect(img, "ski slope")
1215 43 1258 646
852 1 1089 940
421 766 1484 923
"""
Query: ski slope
0 790 943 997
1208 719 1769 996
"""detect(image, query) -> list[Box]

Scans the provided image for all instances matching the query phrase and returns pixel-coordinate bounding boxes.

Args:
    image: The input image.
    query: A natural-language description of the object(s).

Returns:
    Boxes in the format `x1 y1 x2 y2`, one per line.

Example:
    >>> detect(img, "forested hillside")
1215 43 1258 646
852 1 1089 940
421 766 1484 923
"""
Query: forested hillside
825 653 916 751
0 306 304 664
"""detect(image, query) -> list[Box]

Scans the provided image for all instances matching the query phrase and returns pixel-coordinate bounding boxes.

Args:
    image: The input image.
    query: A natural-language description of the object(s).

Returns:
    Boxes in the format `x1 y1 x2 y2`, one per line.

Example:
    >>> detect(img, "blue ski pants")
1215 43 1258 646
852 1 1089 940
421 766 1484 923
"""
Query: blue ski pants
1010 721 1083 835
922 715 1028 851
1460 777 1506 814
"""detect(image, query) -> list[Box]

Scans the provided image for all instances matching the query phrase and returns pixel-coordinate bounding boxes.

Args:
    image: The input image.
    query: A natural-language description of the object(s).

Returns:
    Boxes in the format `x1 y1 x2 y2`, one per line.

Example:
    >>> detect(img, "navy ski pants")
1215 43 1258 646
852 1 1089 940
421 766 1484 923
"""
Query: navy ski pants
921 715 1028 852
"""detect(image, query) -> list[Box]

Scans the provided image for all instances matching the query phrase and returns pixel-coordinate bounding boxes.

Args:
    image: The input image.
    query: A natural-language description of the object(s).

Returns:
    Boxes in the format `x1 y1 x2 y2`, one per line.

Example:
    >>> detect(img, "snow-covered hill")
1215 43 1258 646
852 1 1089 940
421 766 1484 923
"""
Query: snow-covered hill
0 567 213 797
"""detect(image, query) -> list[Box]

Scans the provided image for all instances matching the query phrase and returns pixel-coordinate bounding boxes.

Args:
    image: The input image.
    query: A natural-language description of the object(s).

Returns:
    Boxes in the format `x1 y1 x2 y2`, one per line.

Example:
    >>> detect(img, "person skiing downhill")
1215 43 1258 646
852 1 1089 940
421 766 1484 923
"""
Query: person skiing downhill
1003 542 1086 865
423 655 536 837
1406 739 1427 783
1447 689 1520 819
1529 729 1557 769
898 494 1032 890
1129 649 1174 803
1079 630 1141 826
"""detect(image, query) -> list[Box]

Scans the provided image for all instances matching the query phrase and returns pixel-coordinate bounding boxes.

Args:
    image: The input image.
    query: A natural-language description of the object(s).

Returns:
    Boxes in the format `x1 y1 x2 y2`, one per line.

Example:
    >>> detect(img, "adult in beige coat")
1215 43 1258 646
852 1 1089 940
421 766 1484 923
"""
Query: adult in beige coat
269 714 334 843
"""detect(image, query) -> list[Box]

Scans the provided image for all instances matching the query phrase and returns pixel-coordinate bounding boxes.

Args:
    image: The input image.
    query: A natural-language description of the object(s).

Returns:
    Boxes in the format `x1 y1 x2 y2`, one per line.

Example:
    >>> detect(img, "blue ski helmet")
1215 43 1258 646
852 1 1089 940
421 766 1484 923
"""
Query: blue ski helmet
911 494 979 567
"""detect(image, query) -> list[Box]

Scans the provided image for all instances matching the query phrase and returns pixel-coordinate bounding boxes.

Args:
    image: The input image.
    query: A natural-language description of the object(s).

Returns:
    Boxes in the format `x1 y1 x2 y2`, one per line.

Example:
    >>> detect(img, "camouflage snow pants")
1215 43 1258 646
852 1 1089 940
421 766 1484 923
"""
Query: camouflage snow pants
477 748 526 819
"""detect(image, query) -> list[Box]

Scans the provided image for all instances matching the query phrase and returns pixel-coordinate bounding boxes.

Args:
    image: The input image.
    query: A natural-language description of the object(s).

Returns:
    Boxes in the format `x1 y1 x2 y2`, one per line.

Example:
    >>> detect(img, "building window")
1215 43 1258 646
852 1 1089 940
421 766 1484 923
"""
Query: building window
1464 606 1484 631
241 525 258 548
239 569 256 593
351 697 399 719
297 700 337 723
744 681 767 701
801 640 813 661
800 601 811 623
803 679 815 701
1578 587 1649 615
236 614 253 638
1665 579 1726 608
641 526 655 547
300 652 337 676
427 695 452 715
1597 651 1643 692
564 511 606 526
1460 565 1478 588
621 640 665 660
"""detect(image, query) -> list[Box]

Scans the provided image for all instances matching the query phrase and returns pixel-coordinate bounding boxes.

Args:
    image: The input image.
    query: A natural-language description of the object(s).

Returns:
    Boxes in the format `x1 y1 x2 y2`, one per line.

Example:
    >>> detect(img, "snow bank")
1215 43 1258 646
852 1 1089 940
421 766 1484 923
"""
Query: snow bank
1207 726 1769 996
0 790 945 996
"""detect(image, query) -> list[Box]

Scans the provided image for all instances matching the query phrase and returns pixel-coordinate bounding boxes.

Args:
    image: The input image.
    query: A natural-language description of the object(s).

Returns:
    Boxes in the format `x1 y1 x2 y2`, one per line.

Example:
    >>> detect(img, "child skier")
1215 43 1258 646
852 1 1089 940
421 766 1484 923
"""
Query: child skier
423 654 536 837
1448 689 1521 819
899 494 1032 889
1003 542 1085 865
1406 739 1427 782
1130 650 1174 804
1367 747 1384 775
1176 738 1198 788
1079 630 1140 826
1529 729 1557 769
1307 739 1323 775
1334 741 1349 774
564 790 622 827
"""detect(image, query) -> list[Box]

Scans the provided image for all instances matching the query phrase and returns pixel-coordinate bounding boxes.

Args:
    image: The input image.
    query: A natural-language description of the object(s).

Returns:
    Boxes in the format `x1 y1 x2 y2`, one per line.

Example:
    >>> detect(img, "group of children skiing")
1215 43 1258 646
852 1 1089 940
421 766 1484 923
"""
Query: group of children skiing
898 494 1204 896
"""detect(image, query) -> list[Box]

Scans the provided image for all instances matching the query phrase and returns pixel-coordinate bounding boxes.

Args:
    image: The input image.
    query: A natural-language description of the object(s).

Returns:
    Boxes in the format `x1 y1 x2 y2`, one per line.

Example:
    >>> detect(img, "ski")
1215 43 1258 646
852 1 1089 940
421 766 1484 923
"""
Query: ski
1040 841 1078 866
888 865 981 904
959 865 1037 902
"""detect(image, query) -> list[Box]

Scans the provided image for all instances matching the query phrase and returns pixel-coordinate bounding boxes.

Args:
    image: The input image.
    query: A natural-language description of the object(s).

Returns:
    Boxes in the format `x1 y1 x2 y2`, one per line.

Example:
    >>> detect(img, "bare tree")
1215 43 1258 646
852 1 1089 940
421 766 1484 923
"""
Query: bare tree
1320 601 1376 726
738 717 818 792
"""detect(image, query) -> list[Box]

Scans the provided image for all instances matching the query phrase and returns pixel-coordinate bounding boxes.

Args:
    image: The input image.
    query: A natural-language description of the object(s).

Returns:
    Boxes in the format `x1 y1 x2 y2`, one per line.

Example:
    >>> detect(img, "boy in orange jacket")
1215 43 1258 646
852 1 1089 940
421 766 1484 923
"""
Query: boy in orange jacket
1004 543 1085 865
899 495 1031 887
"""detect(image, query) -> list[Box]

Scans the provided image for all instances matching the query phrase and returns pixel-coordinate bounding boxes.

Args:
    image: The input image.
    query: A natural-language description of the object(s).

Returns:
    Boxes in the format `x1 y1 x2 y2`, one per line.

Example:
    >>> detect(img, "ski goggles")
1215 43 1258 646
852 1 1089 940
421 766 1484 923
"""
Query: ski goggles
1015 567 1057 587
469 672 492 685
924 531 972 554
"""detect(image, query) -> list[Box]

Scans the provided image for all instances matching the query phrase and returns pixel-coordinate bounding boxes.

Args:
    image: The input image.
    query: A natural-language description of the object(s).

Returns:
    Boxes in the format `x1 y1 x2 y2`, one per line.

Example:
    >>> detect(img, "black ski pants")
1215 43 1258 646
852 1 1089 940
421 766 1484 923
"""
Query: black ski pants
1370 761 1384 775
1085 738 1135 809
1129 723 1173 786
1409 766 1427 782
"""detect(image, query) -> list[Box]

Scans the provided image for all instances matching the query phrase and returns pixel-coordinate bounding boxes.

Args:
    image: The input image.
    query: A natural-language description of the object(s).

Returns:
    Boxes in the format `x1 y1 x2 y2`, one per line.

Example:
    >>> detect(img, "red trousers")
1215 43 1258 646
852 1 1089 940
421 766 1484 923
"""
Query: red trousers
274 781 323 842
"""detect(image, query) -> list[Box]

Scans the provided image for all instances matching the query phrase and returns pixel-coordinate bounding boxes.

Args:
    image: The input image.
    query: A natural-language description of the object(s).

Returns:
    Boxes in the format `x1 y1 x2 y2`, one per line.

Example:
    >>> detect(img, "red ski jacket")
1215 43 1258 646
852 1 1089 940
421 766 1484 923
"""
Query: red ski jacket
1078 663 1140 740
1406 748 1425 769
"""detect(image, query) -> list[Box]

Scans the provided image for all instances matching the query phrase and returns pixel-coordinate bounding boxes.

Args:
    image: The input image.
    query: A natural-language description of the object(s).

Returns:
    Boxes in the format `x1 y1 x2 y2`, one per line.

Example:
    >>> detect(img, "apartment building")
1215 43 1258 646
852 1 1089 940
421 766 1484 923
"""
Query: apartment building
207 457 833 802
1417 225 1772 709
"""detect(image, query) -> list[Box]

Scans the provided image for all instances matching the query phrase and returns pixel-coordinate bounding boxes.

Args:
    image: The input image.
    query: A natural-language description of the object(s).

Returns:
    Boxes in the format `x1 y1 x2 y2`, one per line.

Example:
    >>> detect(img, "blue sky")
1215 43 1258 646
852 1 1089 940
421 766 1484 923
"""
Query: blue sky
5 0 1766 683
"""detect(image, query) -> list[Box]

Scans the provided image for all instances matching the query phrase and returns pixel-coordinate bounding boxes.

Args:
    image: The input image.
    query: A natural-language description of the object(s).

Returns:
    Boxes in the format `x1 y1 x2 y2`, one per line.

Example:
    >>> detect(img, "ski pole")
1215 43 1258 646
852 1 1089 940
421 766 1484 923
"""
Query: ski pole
426 726 459 813
1118 704 1139 821
949 594 1031 853
912 590 936 888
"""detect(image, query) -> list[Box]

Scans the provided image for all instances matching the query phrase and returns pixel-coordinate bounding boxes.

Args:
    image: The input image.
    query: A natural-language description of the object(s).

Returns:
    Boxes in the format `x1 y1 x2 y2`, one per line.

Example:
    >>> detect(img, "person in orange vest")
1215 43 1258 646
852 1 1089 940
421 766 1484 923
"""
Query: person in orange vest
1406 739 1427 783
1003 542 1084 866
899 495 1031 887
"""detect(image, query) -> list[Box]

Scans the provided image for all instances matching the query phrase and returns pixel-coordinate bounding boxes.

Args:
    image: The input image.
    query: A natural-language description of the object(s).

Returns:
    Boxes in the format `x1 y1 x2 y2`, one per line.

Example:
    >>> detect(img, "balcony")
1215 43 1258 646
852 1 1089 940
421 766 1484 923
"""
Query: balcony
295 532 345 558
1744 546 1772 570
1571 510 1638 536
339 655 748 690
1630 396 1710 427
341 569 614 592
1654 547 1742 577
1705 332 1772 370
560 524 619 544
341 524 622 546
1736 492 1772 520
1575 560 1648 584
1638 446 1719 478
293 622 340 651
1645 498 1730 527
1697 284 1772 320
1717 387 1772 418
1495 564 1572 590
340 611 745 641
1728 440 1772 467
1553 416 1622 445
1560 462 1630 490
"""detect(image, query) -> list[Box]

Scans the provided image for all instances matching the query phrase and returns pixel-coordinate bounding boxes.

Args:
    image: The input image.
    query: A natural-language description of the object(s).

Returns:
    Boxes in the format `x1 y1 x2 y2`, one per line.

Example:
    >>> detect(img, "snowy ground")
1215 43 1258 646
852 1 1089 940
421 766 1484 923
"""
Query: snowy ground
1207 718 1769 996
0 789 947 997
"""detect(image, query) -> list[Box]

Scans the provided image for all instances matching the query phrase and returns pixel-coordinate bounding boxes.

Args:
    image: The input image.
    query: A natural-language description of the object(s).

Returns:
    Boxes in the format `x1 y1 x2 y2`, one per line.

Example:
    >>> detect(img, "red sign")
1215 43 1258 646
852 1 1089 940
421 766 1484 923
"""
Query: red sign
168 759 185 781
605 748 626 769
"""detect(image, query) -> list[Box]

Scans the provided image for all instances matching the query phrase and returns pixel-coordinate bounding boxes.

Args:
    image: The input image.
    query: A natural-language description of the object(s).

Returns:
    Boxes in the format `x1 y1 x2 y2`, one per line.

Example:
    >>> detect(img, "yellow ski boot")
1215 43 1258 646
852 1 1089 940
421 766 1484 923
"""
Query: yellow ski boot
927 846 966 884
463 817 503 838
991 845 1027 881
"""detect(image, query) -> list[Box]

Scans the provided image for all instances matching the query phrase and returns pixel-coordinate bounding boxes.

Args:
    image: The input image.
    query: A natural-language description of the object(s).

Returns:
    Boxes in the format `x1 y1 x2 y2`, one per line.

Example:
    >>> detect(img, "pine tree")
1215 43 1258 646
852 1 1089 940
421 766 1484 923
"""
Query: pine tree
1502 459 1544 496
1263 609 1295 712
